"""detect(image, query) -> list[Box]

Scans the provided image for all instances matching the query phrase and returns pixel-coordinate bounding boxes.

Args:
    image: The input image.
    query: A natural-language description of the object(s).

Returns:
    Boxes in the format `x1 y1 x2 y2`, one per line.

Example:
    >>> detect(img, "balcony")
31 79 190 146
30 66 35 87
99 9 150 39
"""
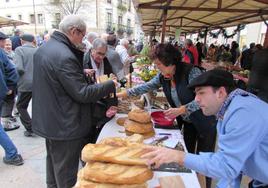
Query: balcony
117 3 127 13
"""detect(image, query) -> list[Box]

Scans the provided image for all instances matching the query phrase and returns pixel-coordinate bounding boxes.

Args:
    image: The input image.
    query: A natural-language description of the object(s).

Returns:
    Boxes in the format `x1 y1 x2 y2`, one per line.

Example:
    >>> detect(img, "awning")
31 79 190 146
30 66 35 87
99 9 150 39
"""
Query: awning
133 0 268 36
0 16 29 28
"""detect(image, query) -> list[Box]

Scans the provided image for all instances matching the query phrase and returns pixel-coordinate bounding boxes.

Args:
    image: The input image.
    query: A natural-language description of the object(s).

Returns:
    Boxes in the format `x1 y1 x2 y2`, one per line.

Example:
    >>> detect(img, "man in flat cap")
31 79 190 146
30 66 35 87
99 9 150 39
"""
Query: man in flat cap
13 33 36 137
142 69 268 188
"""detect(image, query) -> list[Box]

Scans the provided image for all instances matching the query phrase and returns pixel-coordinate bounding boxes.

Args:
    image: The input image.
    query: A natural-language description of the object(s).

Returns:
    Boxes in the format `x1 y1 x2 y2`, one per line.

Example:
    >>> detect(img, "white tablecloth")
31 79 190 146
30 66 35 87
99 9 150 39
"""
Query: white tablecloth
97 114 201 188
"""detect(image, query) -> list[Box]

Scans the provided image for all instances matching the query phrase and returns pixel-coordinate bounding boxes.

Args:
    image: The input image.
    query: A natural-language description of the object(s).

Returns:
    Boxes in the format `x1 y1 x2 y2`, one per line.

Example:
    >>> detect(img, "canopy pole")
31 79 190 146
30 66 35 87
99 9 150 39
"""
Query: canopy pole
161 9 168 43
264 26 268 48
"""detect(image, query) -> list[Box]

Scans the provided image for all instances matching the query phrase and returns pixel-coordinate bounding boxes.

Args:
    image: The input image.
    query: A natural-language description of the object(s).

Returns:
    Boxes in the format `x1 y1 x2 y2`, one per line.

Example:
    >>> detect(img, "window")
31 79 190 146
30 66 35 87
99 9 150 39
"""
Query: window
37 14 43 24
127 19 131 29
118 16 122 28
18 14 22 20
30 14 35 24
107 12 112 26
107 0 111 3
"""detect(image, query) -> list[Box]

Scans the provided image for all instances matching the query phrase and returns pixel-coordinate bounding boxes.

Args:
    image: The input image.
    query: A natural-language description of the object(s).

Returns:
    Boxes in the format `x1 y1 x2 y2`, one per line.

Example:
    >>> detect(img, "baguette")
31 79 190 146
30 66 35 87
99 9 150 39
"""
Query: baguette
75 177 147 188
99 134 144 147
128 109 151 123
79 162 153 185
81 144 147 166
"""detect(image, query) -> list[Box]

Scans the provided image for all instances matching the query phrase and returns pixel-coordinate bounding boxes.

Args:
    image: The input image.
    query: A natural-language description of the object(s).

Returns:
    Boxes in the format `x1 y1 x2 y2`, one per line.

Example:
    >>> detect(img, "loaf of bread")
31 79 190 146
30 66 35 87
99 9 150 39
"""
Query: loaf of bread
79 162 153 185
125 130 155 139
75 176 147 188
98 75 109 83
81 144 147 166
128 109 151 123
99 134 144 147
116 117 128 126
124 119 153 134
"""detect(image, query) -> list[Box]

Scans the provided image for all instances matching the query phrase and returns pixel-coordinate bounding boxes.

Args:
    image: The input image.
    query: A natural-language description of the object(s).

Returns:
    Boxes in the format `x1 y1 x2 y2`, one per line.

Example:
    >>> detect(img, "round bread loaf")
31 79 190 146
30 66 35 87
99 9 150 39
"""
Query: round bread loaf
125 130 155 139
128 109 151 123
116 117 128 126
124 119 153 134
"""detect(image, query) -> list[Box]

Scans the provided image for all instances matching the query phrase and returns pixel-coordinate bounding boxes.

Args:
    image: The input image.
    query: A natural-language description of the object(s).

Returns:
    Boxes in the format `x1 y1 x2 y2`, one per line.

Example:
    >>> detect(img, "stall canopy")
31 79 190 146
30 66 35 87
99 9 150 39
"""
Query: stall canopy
0 16 29 28
133 0 268 38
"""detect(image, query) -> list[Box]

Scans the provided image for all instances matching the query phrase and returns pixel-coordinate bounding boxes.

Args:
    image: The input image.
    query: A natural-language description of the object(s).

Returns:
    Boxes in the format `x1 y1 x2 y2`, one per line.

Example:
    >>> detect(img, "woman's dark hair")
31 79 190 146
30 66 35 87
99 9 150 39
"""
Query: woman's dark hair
150 43 182 66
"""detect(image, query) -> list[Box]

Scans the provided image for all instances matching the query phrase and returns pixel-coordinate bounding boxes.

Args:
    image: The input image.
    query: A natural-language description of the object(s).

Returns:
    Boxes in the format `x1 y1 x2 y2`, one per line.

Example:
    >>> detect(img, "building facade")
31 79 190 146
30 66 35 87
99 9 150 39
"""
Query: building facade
0 0 143 39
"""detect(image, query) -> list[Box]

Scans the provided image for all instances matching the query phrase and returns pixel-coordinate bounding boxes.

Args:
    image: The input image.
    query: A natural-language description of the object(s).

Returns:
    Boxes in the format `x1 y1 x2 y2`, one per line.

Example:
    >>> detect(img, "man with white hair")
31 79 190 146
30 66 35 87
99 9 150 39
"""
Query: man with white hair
32 15 117 188
116 38 134 75
84 32 99 51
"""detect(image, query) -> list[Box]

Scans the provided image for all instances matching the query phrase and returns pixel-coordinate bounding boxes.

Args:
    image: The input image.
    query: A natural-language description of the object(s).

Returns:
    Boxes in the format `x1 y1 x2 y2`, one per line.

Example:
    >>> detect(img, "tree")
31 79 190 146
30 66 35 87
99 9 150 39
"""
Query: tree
50 0 85 16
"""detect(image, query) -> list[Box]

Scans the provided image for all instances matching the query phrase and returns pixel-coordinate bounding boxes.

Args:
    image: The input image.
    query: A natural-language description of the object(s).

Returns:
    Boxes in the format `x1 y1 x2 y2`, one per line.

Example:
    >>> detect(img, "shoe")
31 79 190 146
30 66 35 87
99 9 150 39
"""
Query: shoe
9 116 17 123
3 154 24 166
24 130 34 137
1 118 20 131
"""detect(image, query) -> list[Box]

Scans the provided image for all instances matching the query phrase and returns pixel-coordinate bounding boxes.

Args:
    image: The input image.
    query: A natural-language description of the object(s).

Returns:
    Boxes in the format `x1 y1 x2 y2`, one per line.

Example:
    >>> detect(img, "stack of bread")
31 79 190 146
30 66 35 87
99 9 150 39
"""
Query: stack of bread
124 108 155 138
75 134 153 188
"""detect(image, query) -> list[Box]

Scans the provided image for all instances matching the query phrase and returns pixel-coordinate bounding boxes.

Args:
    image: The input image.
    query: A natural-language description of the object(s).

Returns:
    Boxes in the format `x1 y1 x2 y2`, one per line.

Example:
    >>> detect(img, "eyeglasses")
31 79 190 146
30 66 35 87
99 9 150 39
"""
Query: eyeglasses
75 28 86 37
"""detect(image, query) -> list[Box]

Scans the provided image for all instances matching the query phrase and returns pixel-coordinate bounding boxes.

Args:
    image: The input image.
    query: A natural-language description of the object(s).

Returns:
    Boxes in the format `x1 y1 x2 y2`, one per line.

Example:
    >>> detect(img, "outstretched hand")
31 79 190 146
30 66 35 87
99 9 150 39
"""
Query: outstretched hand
141 146 185 168
164 106 186 119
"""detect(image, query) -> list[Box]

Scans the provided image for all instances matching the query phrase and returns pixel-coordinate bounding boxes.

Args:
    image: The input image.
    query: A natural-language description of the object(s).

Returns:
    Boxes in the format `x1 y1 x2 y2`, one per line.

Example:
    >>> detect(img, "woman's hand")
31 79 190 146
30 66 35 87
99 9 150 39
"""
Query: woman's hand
164 106 186 119
84 69 95 77
116 90 128 99
141 146 185 168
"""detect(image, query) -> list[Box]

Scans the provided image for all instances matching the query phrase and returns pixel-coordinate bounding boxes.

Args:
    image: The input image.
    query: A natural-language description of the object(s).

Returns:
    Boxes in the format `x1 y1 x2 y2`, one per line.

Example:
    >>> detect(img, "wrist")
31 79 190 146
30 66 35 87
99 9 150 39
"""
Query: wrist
177 151 186 166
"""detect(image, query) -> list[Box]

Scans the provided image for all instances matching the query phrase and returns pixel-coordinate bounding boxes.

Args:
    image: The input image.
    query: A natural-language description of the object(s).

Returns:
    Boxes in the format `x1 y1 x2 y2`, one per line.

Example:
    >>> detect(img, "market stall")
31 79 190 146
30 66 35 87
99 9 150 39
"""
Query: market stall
96 113 201 188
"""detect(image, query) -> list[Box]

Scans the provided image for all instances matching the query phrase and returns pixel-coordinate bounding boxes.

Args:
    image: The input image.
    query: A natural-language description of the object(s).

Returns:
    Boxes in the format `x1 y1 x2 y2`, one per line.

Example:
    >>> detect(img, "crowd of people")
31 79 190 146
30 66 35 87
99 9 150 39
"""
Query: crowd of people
0 14 268 188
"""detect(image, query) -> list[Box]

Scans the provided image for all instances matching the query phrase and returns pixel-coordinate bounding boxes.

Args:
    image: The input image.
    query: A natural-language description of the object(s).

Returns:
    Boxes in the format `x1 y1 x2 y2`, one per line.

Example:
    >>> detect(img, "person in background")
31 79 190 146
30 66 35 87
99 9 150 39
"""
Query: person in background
14 34 37 137
183 39 199 65
196 42 204 64
11 29 22 50
84 32 99 51
106 33 124 79
83 38 118 143
142 69 268 188
117 43 217 188
0 36 24 166
230 41 240 65
240 42 256 70
248 49 268 103
32 15 117 188
0 32 20 131
116 38 134 76
4 38 15 60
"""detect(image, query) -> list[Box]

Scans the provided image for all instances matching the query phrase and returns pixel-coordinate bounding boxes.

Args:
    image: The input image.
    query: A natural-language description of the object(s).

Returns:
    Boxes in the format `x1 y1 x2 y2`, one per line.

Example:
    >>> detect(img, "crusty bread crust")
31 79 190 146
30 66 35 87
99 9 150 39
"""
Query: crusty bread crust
81 144 147 166
124 119 153 134
79 162 153 185
116 117 128 126
128 109 151 123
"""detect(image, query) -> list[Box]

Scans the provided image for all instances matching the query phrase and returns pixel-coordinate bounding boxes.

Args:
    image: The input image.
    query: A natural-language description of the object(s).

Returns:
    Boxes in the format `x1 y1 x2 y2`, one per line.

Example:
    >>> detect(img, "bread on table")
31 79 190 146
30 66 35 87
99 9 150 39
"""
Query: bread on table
75 176 147 188
99 134 144 147
81 144 147 166
79 162 153 185
125 130 155 139
116 117 128 126
128 108 151 123
124 119 153 134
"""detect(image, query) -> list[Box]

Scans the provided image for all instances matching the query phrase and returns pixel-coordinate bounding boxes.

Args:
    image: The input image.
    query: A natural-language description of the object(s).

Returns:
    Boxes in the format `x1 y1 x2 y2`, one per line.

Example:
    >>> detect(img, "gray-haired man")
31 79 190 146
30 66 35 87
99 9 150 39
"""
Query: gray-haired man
32 15 117 188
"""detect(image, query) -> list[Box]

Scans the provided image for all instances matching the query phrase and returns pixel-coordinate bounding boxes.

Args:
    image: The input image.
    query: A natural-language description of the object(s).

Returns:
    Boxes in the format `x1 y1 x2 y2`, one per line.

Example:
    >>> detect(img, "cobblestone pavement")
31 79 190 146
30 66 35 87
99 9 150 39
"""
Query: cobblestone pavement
0 122 46 188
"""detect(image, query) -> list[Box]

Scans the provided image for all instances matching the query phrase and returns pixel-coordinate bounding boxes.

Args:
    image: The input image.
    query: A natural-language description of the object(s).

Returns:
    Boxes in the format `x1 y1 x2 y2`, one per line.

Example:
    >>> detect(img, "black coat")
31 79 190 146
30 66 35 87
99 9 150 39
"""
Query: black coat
32 31 115 140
